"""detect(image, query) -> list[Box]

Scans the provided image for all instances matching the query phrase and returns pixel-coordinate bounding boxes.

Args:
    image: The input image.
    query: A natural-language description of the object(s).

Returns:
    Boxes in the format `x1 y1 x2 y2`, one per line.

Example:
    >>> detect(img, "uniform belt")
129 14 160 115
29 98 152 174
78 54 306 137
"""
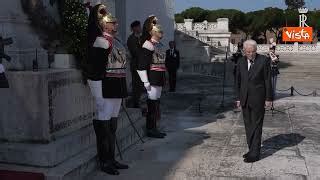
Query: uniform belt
105 72 126 77
150 65 166 71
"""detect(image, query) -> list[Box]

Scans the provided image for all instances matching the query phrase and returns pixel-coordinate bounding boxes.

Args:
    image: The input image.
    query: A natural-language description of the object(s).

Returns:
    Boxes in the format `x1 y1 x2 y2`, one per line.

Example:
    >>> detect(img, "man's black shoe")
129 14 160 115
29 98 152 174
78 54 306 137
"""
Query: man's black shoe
154 129 167 136
243 152 249 158
101 163 120 175
146 130 164 138
243 156 260 163
113 161 129 169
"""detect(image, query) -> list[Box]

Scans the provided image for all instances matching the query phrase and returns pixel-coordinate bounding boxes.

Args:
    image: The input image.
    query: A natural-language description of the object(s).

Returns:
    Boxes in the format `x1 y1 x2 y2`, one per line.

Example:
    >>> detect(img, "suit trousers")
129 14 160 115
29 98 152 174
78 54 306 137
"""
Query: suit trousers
168 70 177 91
242 104 265 158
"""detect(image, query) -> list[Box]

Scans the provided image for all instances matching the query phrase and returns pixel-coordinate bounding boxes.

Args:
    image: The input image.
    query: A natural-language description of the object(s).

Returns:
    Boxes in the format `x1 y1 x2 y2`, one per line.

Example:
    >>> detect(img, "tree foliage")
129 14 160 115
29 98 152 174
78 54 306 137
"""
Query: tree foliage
175 5 319 43
285 0 305 10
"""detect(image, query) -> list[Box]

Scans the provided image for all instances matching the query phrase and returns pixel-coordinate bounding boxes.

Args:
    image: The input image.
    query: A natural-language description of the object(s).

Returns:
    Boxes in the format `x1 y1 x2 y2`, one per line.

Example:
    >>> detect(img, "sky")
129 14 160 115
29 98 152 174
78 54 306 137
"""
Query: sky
175 0 320 13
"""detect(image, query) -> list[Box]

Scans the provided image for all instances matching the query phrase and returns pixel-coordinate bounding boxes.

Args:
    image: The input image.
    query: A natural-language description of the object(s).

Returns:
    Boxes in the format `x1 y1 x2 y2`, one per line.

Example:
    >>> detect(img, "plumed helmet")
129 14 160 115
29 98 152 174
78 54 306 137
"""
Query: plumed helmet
141 15 162 43
87 4 116 46
97 4 117 24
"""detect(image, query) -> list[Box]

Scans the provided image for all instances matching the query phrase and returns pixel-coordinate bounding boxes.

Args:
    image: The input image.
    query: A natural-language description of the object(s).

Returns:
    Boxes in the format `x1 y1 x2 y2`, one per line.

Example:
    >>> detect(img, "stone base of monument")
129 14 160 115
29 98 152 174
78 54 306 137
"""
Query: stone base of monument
0 69 145 180
0 111 145 180
52 54 76 69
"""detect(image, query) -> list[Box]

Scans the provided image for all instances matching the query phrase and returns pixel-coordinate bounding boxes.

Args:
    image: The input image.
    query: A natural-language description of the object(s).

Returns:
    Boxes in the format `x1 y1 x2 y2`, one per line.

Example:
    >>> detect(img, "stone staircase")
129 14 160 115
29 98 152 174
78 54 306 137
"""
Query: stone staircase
175 30 227 63
278 54 320 79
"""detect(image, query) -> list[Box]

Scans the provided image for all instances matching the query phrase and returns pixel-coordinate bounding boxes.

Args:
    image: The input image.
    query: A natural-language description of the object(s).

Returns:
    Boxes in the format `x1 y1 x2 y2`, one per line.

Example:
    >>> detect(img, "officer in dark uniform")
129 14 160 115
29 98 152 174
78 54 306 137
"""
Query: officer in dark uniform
137 15 167 138
165 41 180 92
86 4 128 176
127 20 143 108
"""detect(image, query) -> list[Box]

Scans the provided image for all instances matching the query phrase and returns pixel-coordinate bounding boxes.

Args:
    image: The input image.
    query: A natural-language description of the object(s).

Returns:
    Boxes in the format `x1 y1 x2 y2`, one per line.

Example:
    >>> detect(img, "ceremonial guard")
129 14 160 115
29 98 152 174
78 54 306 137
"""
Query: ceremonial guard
267 45 280 98
86 4 129 175
137 16 167 138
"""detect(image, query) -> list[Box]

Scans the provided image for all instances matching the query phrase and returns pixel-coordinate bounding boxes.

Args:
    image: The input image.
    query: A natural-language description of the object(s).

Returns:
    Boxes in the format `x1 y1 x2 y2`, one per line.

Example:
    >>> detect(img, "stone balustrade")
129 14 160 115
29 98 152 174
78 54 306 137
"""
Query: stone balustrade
175 19 231 48
230 42 320 53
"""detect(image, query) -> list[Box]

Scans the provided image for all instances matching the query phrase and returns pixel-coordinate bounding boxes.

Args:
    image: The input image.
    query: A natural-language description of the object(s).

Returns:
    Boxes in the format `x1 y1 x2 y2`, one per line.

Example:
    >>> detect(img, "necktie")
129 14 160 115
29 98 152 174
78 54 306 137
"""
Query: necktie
249 60 253 71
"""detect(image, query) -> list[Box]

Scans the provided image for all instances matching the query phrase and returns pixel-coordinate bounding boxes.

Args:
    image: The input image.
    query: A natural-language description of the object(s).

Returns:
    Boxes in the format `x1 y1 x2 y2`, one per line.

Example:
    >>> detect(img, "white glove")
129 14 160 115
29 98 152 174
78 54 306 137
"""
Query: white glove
0 64 5 73
144 82 151 91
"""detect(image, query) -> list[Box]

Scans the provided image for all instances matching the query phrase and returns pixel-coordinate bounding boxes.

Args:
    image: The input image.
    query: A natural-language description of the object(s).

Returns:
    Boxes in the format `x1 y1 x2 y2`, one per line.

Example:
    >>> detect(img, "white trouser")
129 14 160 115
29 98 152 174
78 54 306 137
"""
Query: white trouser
147 86 162 100
87 80 122 121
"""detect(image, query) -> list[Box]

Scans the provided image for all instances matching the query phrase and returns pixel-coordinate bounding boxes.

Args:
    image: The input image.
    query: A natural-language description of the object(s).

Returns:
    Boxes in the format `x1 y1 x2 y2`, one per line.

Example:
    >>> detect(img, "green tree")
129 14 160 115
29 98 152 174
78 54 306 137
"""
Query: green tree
179 7 209 22
174 13 184 23
264 7 285 43
206 9 246 34
308 10 320 41
285 0 305 10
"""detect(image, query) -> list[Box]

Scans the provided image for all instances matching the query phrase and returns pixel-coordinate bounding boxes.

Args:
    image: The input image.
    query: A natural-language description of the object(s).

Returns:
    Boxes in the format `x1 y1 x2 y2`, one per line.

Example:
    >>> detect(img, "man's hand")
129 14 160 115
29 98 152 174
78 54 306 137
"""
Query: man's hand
0 64 5 73
235 101 241 109
265 101 272 108
144 82 151 91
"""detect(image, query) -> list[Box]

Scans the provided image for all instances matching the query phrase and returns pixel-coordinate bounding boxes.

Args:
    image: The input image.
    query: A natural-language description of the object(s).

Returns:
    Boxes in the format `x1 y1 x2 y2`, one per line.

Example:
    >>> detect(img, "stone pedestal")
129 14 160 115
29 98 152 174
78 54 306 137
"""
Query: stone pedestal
0 69 145 179
52 54 76 69
0 69 95 142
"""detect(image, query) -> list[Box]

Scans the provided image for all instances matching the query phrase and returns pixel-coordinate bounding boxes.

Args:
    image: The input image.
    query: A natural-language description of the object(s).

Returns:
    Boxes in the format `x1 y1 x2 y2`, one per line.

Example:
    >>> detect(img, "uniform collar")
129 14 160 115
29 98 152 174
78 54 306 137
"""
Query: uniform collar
151 38 159 44
103 32 113 38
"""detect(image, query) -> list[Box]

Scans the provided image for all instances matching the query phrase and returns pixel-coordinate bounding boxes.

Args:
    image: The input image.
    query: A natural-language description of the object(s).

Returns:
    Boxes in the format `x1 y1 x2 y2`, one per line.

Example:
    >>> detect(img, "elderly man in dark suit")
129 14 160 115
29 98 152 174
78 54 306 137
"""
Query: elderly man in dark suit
235 39 272 163
165 41 180 92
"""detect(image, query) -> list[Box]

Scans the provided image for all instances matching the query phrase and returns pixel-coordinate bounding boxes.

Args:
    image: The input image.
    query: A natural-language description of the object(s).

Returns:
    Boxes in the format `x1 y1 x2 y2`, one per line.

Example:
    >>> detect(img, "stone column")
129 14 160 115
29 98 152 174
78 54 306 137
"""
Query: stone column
203 20 208 30
217 18 229 32
204 45 211 62
184 19 194 31
294 42 299 52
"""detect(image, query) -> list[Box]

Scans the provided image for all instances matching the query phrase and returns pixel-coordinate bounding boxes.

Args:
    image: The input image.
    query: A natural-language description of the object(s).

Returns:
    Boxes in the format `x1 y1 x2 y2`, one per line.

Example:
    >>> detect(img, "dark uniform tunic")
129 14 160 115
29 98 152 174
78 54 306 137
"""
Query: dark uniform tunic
137 40 166 86
86 34 127 98
127 33 143 105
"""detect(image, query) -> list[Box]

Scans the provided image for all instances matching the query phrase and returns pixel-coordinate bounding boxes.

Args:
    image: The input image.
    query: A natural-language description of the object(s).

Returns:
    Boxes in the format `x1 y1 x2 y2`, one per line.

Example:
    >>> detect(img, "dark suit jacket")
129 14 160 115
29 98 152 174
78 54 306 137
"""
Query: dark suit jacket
165 49 180 71
127 34 142 71
236 54 272 109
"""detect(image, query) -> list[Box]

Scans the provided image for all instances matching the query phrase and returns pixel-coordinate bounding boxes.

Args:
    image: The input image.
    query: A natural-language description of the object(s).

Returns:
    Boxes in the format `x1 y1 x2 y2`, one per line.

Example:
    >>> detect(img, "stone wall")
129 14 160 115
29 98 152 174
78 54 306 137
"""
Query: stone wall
0 0 50 70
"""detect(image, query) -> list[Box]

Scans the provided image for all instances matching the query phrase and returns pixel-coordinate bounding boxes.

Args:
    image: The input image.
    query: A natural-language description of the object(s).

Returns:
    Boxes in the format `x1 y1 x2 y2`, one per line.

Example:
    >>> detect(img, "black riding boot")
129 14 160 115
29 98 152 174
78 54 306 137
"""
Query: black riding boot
146 99 164 138
93 120 119 175
110 117 129 169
